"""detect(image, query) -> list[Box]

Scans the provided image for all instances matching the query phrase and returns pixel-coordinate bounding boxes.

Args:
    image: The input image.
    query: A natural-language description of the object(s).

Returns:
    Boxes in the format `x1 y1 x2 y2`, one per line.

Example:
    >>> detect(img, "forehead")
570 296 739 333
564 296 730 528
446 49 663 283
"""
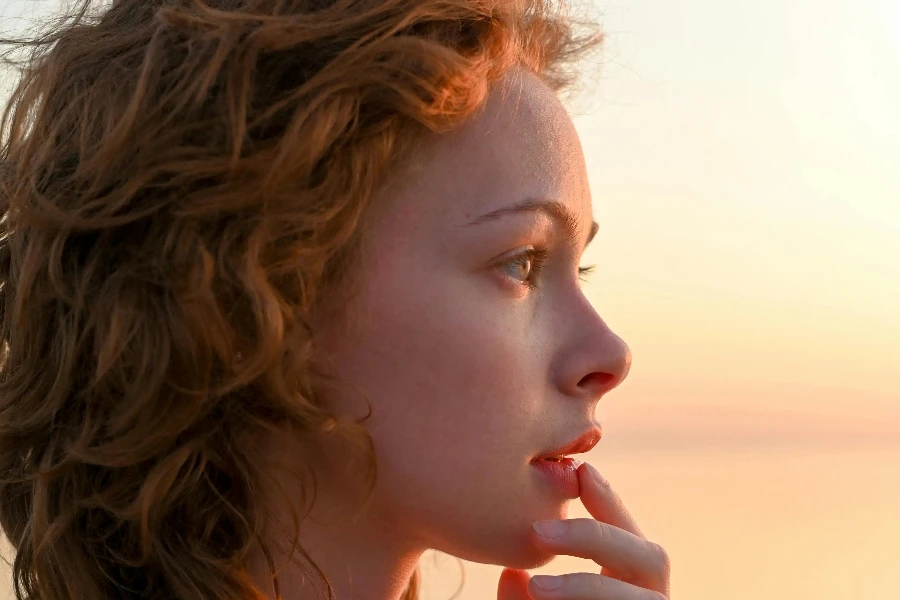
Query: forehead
374 68 591 234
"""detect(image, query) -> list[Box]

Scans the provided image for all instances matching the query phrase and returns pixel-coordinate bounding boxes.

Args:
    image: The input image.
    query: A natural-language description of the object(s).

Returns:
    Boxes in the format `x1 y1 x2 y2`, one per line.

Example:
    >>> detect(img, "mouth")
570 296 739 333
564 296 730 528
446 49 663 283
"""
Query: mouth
531 425 602 463
529 455 584 498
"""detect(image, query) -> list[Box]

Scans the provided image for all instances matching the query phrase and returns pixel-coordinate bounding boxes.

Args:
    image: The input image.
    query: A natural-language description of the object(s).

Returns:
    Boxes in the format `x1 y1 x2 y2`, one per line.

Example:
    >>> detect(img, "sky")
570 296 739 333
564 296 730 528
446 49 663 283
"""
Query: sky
572 0 900 437
1 0 899 599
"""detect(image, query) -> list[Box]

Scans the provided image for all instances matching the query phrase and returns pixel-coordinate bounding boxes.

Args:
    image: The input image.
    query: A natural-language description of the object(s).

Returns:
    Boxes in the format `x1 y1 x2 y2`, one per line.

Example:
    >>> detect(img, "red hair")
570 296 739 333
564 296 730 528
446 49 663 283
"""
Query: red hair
0 1 602 598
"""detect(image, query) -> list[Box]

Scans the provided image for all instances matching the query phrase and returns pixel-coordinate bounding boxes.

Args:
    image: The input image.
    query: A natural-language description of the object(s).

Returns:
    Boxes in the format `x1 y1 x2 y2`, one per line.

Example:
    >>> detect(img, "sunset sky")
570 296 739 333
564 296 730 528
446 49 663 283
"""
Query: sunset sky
575 0 900 432
1 0 898 599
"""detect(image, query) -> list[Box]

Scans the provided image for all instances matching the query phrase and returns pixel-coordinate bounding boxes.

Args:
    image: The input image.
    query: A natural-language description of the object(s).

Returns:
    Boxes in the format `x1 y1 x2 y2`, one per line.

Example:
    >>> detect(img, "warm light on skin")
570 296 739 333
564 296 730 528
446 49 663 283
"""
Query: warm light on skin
465 197 600 250
246 66 632 600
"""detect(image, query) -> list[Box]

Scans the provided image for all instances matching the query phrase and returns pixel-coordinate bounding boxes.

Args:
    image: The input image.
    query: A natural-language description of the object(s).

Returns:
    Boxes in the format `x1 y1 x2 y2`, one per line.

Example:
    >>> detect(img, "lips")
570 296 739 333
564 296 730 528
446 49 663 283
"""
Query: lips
532 425 602 461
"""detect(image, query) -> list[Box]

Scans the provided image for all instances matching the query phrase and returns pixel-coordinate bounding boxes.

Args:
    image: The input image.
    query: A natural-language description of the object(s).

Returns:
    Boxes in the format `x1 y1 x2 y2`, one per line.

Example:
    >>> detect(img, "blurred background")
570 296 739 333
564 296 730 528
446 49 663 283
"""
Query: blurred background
2 0 898 599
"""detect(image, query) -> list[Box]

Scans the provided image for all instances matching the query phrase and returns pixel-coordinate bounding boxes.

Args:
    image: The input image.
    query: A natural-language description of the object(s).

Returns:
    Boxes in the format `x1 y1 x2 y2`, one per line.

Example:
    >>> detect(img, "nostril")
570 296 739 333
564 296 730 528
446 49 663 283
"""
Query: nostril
578 371 616 392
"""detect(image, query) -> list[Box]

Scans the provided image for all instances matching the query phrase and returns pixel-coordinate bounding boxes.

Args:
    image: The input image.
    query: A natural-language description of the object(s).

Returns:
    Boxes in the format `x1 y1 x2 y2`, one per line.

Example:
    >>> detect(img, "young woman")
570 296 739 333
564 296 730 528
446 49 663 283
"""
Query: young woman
0 0 670 599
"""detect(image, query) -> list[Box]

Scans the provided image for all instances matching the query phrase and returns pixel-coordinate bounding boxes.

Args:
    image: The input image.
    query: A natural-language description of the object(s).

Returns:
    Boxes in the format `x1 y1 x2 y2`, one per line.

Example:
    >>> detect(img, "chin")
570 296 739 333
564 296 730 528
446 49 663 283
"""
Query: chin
458 539 558 570
502 546 558 570
442 519 563 570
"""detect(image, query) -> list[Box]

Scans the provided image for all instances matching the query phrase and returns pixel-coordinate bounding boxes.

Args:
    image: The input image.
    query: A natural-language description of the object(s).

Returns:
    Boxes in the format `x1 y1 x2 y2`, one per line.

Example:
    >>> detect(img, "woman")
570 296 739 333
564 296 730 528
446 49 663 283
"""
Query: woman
0 0 670 599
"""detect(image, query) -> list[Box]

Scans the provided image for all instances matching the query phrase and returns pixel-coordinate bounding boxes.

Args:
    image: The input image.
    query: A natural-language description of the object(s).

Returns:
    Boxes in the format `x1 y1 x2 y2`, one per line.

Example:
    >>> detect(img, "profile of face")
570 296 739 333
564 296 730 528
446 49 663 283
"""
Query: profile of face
306 66 632 570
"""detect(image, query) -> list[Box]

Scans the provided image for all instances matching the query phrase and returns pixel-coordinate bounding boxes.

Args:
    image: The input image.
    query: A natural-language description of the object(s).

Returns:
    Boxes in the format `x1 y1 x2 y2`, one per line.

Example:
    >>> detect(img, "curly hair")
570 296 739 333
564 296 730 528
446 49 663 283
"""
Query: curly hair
0 0 602 598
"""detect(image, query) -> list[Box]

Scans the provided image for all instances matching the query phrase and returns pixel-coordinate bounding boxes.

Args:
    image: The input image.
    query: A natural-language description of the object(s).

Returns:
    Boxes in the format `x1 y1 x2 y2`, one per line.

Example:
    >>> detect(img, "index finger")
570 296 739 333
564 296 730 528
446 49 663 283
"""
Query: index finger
577 461 645 539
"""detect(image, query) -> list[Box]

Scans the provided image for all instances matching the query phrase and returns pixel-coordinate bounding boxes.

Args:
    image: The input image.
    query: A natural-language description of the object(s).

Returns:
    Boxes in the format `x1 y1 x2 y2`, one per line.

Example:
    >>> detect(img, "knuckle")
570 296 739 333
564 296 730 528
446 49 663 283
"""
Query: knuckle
648 541 671 573
595 574 612 595
581 572 609 595
590 519 612 542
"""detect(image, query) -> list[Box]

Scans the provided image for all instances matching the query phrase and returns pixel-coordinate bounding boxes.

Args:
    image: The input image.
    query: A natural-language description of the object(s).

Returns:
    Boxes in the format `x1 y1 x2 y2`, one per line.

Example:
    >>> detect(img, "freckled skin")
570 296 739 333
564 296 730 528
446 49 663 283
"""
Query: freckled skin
250 66 632 600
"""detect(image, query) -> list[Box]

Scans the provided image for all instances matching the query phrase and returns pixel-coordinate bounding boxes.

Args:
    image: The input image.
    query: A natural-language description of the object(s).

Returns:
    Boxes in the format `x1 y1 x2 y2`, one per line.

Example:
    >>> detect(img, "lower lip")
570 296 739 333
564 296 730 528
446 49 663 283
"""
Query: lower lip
530 457 583 498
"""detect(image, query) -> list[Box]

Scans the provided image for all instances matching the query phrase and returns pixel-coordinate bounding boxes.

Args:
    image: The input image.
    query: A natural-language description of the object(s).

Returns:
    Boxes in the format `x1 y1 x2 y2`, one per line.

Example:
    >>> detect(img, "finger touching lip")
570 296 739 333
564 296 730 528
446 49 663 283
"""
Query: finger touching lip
576 462 645 538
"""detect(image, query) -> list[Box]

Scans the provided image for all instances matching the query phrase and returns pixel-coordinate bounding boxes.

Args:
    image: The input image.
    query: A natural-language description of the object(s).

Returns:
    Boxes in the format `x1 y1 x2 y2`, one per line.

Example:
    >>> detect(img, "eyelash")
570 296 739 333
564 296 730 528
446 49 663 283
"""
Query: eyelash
503 248 596 289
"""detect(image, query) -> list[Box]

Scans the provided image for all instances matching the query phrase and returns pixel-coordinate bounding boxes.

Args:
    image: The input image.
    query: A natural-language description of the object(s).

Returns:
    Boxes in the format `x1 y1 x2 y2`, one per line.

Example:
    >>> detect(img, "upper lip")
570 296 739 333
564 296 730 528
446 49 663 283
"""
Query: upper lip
532 425 603 460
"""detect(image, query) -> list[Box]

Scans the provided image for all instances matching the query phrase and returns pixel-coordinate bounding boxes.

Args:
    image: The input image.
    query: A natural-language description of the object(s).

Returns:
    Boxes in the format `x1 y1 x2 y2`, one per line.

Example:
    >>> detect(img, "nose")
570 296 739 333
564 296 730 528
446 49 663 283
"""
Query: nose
557 305 632 402
576 331 631 399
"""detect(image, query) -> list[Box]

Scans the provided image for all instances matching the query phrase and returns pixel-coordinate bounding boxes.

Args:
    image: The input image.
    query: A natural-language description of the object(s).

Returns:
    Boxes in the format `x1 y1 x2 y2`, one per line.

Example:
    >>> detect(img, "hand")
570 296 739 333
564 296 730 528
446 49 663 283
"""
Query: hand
497 462 671 599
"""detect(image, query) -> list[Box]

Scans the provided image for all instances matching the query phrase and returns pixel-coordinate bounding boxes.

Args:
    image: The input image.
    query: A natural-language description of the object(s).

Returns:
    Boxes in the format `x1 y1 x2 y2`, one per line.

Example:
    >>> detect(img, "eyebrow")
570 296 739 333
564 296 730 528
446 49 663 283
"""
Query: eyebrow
465 198 599 248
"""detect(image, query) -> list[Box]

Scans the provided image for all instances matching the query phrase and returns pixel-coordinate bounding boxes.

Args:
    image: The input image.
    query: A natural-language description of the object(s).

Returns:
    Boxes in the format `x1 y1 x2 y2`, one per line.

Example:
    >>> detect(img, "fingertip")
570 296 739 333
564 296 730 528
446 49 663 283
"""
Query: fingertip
579 461 608 487
497 568 532 600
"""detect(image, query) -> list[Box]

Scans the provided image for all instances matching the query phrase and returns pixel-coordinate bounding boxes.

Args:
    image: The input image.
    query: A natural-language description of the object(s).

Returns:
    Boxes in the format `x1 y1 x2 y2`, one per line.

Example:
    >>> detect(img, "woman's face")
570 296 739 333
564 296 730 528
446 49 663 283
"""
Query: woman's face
311 66 631 569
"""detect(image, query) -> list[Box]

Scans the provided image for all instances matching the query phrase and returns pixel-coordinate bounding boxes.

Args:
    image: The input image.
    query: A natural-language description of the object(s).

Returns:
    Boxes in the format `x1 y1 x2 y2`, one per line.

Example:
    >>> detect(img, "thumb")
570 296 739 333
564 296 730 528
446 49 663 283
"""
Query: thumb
497 568 532 600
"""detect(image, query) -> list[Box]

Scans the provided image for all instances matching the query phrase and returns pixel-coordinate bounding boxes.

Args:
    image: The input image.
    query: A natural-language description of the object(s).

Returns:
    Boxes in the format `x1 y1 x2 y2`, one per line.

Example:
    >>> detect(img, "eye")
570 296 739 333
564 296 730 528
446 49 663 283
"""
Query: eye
499 248 551 288
578 264 596 283
499 248 597 289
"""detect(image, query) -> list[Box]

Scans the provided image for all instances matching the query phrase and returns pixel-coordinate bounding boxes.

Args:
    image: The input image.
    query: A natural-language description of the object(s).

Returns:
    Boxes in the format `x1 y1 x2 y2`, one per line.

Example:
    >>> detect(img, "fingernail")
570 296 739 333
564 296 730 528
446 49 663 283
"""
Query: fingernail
586 462 608 486
533 520 568 539
531 575 564 591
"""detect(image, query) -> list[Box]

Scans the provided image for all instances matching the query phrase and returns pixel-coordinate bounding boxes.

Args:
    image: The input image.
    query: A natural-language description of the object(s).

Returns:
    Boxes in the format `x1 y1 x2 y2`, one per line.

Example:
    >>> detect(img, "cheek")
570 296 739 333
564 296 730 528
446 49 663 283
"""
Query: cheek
359 289 536 455
337 279 540 475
